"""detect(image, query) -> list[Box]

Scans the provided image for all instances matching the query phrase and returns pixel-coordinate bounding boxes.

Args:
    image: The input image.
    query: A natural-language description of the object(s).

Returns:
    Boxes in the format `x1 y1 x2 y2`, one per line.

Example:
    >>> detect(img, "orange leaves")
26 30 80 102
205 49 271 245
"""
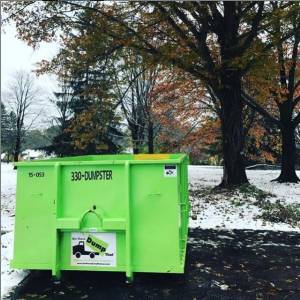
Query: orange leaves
246 122 279 163
150 67 219 154
249 125 267 148
65 105 111 151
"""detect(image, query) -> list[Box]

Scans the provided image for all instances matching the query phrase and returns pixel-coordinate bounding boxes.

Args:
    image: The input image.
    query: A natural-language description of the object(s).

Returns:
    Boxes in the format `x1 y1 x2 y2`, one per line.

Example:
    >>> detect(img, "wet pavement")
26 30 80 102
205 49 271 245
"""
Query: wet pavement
6 229 300 300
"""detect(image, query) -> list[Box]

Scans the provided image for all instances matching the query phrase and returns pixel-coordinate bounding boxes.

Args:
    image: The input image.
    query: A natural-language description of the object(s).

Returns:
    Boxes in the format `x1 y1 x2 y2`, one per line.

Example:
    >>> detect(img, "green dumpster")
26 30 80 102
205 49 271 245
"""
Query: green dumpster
11 153 189 281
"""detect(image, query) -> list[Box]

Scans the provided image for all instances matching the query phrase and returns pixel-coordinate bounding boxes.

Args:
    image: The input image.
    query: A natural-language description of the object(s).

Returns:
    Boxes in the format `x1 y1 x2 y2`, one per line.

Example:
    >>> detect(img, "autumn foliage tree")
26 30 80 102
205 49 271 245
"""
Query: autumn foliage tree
3 1 299 186
151 68 220 158
151 68 280 165
37 8 124 155
242 3 300 182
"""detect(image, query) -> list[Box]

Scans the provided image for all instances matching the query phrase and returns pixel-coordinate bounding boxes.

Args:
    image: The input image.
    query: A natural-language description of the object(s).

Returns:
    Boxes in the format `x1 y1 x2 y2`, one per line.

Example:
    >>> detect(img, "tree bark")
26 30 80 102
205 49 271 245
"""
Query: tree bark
13 135 21 162
130 122 145 154
148 121 154 154
217 74 249 187
274 123 299 182
272 100 300 183
131 127 139 154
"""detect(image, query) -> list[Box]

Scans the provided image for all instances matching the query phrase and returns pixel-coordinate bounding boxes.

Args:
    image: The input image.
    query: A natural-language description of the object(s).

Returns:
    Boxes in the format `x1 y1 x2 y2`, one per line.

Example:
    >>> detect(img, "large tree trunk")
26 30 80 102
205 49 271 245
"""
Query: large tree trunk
274 123 299 182
148 121 154 154
218 75 249 187
216 3 249 188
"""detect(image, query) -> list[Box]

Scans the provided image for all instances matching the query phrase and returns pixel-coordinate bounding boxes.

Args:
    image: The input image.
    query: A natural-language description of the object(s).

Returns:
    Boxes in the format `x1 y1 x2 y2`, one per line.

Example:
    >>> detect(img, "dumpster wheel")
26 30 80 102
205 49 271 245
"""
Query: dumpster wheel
90 253 95 259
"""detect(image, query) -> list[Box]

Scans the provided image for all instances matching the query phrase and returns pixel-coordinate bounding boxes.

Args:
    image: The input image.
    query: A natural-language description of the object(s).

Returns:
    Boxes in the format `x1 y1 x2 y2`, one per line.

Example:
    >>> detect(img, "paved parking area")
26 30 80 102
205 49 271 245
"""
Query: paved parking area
7 229 300 300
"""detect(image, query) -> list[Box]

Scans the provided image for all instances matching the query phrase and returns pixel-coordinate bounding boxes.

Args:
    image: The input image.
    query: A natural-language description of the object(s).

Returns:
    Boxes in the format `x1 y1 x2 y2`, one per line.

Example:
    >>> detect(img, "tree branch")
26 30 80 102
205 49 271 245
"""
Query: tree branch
243 22 300 75
170 4 216 74
236 2 264 56
293 111 300 127
293 95 300 108
241 92 281 127
153 3 200 56
288 27 300 95
62 1 212 83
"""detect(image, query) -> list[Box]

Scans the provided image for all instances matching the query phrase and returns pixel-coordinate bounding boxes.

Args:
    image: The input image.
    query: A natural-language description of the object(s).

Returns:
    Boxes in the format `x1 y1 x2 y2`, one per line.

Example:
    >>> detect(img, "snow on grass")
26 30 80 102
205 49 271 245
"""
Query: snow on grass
247 169 300 204
1 163 16 233
1 163 28 299
188 166 300 231
1 232 29 299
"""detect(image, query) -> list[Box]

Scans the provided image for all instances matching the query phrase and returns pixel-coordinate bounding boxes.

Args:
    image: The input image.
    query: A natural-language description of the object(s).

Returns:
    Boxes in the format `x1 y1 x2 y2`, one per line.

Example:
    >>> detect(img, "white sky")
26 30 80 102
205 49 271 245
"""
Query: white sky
1 23 60 128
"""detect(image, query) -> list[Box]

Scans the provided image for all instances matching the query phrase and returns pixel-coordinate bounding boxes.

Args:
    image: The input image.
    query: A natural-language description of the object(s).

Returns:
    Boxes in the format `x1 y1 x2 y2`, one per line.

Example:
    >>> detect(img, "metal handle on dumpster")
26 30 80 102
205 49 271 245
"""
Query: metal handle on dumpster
79 208 104 229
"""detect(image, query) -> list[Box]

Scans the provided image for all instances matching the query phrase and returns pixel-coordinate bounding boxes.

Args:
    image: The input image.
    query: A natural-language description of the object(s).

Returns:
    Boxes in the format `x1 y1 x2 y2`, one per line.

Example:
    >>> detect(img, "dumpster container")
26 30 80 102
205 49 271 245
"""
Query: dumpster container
11 154 189 281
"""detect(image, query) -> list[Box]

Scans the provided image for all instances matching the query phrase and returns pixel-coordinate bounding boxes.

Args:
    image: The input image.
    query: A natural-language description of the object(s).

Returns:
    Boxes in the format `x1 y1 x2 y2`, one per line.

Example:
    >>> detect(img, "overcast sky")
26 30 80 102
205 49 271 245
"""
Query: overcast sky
1 23 60 128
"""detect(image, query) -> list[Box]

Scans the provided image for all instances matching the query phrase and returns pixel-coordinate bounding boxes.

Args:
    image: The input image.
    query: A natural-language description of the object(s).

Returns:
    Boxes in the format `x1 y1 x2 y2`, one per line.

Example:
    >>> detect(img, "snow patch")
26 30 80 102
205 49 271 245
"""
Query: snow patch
1 163 28 298
1 232 29 298
22 149 47 160
188 166 300 232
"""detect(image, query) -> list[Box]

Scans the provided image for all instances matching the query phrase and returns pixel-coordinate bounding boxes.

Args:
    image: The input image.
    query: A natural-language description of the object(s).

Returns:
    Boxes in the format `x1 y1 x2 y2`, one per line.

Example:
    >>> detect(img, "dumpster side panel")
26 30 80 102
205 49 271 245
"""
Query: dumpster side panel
178 158 189 265
12 166 55 269
131 164 181 273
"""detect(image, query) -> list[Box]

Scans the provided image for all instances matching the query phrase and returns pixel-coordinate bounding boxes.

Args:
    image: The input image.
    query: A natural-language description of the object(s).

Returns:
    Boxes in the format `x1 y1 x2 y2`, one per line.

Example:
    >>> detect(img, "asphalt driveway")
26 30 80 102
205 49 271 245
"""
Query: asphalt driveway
6 229 300 300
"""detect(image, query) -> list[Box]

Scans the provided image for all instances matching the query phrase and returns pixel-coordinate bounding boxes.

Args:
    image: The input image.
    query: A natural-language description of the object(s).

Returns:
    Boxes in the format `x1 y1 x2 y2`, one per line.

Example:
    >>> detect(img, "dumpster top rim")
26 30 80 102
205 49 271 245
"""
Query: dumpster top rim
15 153 188 166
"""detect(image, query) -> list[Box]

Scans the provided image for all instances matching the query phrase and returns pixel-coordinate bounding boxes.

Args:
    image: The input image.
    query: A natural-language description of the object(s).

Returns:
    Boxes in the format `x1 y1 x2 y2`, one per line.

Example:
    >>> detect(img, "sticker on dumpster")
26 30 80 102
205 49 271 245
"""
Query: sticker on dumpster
164 165 177 177
71 232 116 267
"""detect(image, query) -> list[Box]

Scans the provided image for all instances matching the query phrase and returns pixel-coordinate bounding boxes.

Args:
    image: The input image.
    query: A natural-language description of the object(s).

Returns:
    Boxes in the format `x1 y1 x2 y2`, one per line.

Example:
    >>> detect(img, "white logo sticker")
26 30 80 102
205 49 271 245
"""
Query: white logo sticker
164 165 177 177
71 232 116 267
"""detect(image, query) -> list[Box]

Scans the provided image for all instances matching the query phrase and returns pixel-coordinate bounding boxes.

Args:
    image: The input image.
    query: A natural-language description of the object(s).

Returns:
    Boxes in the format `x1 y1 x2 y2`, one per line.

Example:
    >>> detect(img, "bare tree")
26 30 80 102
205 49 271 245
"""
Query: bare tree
114 53 159 154
5 71 41 162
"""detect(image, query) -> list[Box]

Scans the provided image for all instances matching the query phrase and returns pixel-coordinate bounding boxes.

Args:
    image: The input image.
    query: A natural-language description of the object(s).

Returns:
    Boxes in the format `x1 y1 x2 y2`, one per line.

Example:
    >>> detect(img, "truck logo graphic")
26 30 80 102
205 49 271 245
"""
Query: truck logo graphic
72 241 100 259
72 235 109 259
166 169 174 175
